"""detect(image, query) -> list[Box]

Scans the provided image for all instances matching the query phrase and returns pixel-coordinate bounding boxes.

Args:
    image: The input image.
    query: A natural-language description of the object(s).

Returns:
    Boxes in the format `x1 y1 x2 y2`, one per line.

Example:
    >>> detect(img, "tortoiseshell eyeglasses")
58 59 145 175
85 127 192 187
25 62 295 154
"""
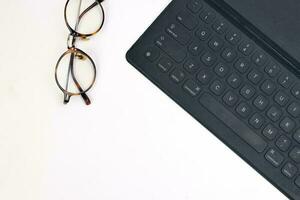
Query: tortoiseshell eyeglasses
55 0 105 105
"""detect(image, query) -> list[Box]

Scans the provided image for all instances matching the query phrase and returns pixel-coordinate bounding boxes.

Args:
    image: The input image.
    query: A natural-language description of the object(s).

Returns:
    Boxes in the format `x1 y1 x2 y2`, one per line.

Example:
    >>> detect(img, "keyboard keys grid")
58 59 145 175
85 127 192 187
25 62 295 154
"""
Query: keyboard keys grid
145 0 300 188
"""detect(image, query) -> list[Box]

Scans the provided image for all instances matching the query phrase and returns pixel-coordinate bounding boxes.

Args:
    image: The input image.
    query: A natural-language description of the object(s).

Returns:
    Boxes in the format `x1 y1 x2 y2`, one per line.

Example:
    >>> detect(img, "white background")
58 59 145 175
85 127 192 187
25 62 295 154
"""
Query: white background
0 0 288 199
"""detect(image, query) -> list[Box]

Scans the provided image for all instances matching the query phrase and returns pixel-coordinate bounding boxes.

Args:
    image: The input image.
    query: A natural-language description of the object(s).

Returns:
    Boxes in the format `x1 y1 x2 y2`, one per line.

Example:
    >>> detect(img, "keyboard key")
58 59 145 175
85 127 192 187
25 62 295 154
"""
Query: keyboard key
295 176 300 188
210 80 225 96
267 106 282 122
280 117 295 133
287 102 300 117
208 37 224 51
282 163 297 179
239 41 254 56
183 80 201 97
157 57 173 72
290 147 300 163
187 0 203 13
188 41 204 56
262 124 278 140
265 63 281 77
278 74 293 88
201 51 217 66
177 11 198 30
265 149 284 167
222 48 237 62
261 80 276 95
197 70 213 85
236 102 252 118
200 93 267 153
227 74 242 89
235 58 250 74
196 26 211 41
249 113 264 129
253 95 269 111
291 84 300 99
252 51 268 67
226 30 241 45
166 23 191 45
170 69 185 83
184 59 200 73
144 46 160 62
240 85 256 99
214 63 229 77
276 136 291 152
248 69 263 84
200 9 216 24
212 20 228 34
155 35 186 62
294 129 300 144
223 91 238 106
274 91 289 106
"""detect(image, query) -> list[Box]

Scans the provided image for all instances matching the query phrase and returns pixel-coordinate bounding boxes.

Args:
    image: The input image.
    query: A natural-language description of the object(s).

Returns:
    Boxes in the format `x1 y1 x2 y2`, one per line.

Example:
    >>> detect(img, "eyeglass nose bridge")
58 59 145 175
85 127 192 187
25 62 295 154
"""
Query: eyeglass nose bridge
67 33 90 49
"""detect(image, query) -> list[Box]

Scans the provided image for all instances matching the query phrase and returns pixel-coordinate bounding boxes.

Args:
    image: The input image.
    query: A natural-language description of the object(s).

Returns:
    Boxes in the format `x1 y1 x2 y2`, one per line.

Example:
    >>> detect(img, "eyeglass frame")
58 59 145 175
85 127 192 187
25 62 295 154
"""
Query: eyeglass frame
55 0 105 105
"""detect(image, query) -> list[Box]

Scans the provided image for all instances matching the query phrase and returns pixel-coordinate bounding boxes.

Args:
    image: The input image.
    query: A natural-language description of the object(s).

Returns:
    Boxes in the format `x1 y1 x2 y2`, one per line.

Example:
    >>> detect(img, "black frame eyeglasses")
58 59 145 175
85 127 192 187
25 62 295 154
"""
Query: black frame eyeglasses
55 0 105 105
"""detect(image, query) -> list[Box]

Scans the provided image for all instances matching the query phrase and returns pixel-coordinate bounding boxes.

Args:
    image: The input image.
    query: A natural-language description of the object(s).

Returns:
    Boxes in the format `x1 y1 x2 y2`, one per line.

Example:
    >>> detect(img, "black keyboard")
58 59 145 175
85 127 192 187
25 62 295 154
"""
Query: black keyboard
126 0 300 199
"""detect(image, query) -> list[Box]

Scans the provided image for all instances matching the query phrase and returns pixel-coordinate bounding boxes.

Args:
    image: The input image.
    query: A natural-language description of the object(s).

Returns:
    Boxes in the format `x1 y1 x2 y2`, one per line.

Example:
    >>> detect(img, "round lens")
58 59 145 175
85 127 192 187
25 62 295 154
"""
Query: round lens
65 0 104 37
55 48 96 96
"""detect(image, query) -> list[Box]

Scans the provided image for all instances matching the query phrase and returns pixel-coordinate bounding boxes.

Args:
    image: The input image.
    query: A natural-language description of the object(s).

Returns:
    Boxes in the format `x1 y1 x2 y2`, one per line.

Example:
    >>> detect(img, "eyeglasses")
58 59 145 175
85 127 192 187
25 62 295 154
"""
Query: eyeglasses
55 0 105 105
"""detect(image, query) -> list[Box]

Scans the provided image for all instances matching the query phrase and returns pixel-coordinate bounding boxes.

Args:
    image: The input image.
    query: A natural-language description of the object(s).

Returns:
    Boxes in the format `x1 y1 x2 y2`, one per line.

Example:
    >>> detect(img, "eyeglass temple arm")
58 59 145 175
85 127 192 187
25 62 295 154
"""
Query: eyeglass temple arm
78 2 100 22
64 55 72 104
64 53 91 105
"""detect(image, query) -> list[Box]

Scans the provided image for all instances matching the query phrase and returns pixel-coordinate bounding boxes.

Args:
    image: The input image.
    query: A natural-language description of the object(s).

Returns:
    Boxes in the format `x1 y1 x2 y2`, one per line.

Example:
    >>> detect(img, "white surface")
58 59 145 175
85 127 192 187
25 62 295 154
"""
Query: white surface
0 0 288 200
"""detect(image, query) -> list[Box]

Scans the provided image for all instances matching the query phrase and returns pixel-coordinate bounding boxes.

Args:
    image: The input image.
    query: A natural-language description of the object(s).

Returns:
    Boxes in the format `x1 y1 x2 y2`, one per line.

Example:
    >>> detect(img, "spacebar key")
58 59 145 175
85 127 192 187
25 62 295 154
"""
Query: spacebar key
199 93 267 153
